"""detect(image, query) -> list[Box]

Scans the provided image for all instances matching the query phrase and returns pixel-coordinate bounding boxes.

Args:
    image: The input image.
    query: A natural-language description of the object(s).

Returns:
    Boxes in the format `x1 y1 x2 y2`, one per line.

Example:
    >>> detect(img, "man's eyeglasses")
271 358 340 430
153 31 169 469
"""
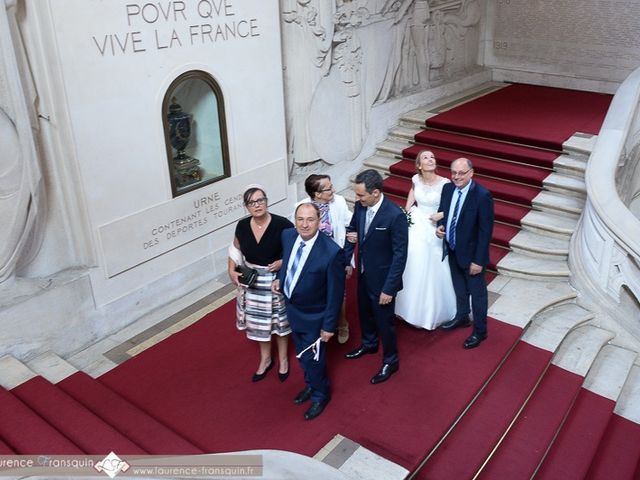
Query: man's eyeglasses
451 168 472 178
246 197 267 207
318 186 334 193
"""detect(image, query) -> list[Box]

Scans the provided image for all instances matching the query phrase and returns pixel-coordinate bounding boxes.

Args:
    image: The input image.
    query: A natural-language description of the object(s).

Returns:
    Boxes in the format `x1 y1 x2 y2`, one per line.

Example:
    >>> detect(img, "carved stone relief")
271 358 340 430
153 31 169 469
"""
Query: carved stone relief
281 0 482 168
0 0 45 284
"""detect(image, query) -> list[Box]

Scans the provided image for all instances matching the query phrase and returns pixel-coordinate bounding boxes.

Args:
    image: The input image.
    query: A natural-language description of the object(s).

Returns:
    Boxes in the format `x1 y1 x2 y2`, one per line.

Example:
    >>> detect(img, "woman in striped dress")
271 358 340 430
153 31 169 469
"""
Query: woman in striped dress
229 187 294 382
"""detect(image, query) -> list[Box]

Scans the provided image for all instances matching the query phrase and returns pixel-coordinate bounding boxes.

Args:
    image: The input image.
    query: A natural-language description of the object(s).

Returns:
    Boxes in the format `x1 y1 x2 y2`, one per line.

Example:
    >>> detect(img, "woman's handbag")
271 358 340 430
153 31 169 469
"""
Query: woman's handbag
235 264 258 287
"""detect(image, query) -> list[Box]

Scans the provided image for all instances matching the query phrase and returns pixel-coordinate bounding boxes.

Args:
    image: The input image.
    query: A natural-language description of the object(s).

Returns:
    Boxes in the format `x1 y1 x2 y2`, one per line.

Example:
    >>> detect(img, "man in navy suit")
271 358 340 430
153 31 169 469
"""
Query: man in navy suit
436 158 494 349
273 203 345 420
343 169 408 384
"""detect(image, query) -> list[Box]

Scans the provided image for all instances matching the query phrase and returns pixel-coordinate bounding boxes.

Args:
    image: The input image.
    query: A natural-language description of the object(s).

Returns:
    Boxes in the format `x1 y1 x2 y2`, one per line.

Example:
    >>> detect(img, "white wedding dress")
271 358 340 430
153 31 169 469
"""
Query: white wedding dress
396 175 457 330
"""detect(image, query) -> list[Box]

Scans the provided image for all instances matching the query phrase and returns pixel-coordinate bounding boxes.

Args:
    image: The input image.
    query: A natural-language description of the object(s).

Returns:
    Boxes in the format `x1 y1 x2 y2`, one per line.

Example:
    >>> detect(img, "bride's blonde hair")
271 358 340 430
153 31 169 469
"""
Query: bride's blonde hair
415 149 436 172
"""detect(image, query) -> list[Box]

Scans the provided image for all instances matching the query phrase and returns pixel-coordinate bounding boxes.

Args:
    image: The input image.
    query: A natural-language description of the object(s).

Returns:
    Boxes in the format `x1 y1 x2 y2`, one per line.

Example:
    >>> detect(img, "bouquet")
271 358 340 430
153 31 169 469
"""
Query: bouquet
401 207 414 228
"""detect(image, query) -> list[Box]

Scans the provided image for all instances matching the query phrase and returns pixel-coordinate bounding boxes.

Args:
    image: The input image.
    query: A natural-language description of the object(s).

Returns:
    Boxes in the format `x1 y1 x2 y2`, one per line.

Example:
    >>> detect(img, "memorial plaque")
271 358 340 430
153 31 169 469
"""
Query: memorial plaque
98 159 286 277
491 0 640 75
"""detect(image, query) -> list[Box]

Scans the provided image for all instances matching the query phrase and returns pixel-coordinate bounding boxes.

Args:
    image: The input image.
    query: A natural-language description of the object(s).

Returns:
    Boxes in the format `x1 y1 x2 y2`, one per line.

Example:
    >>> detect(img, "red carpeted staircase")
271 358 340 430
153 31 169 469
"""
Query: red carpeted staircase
0 359 204 456
1 83 638 479
348 83 640 479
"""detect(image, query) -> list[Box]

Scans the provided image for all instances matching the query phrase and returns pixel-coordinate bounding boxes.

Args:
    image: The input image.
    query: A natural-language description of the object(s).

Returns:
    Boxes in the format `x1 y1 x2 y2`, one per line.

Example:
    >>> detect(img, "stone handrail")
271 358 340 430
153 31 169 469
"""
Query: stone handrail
571 66 640 341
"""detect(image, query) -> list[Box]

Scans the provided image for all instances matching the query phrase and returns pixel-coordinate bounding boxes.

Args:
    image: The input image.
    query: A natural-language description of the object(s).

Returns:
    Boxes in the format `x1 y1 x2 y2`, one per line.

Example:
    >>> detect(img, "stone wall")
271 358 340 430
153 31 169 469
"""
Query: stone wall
483 0 640 93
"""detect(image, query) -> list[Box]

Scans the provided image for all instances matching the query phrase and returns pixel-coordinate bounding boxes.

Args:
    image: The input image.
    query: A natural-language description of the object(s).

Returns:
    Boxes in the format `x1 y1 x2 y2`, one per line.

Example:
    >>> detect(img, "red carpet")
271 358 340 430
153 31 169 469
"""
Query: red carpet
413 130 560 166
397 145 550 187
383 174 541 208
11 376 146 454
416 341 552 480
0 438 14 454
0 387 83 454
58 371 203 455
585 414 640 480
98 298 522 470
479 364 584 479
425 84 612 150
535 388 615 479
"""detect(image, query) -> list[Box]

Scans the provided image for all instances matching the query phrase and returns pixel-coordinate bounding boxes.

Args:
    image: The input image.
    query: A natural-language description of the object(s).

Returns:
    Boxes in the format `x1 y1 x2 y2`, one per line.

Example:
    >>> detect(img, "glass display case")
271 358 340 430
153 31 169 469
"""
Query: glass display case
162 70 230 196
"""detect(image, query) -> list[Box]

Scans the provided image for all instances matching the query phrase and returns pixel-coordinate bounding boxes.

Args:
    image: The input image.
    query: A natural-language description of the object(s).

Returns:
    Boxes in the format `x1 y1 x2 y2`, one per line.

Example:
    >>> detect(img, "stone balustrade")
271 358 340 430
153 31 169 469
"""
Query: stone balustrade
571 66 640 343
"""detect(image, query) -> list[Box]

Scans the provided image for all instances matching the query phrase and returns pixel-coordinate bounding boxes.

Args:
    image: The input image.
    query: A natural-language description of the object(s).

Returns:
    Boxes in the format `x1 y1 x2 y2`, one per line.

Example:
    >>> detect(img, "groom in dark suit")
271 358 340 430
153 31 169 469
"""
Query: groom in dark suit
274 203 345 420
344 169 408 384
436 158 494 349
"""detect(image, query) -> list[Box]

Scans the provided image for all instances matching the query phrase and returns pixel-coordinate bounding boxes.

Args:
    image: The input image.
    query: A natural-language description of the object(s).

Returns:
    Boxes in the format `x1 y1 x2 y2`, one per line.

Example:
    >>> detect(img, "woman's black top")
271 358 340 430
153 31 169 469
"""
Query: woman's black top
235 214 294 266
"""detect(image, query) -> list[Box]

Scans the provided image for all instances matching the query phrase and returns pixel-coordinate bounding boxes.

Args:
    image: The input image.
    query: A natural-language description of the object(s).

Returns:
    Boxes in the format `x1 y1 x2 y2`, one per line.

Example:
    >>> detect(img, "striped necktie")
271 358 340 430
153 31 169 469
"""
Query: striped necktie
448 190 462 250
314 202 333 237
284 241 305 297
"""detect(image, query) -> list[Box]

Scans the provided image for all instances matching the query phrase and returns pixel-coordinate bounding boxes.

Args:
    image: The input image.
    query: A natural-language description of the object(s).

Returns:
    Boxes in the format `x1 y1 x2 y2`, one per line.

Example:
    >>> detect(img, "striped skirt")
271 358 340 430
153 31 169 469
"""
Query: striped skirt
236 263 291 341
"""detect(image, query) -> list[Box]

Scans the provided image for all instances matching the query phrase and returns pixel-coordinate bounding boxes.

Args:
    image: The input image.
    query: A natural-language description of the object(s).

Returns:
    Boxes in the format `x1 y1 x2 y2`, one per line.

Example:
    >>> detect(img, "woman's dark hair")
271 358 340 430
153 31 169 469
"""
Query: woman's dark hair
304 174 331 199
243 187 267 205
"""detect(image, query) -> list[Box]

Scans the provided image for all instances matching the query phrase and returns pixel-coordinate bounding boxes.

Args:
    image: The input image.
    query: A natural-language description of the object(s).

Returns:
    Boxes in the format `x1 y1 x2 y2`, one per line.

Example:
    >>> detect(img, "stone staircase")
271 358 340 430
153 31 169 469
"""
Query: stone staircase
339 84 640 478
0 84 638 478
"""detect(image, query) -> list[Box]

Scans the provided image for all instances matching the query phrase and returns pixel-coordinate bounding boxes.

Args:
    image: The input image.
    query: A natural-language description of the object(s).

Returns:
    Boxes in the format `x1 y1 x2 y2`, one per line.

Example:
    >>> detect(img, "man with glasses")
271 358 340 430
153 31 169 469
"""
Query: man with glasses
436 158 494 349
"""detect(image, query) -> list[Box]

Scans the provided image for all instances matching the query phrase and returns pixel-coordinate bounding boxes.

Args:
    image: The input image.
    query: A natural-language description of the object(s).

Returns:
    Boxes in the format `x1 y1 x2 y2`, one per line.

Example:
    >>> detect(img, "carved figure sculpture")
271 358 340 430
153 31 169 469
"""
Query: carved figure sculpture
282 0 336 167
0 0 45 284
376 0 431 103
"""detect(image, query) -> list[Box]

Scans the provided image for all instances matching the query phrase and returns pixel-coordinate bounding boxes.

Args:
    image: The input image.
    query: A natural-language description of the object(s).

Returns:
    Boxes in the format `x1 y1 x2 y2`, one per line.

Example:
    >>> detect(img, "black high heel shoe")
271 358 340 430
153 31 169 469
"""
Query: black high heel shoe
278 370 289 382
251 360 273 382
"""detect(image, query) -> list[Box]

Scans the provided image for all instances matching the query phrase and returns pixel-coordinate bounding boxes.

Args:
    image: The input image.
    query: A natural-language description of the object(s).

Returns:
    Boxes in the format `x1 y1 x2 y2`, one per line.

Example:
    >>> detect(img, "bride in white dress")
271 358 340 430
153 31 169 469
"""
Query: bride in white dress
396 150 457 329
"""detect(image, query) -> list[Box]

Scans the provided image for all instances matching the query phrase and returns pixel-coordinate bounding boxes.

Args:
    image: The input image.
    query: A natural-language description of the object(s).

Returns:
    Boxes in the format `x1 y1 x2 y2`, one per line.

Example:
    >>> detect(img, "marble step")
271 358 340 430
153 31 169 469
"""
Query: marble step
582 344 637 402
563 133 597 157
520 210 578 239
26 351 79 384
363 154 396 174
488 277 577 329
497 251 570 281
531 190 584 218
389 125 421 142
553 154 587 179
614 363 640 424
508 229 570 260
543 172 586 198
552 325 615 377
521 303 594 353
376 139 409 159
0 355 37 390
399 110 436 129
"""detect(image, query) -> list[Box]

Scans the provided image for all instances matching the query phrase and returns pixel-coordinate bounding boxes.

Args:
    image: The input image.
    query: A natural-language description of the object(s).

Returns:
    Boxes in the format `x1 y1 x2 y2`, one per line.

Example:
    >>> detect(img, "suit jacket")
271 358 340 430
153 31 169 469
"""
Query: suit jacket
279 228 345 334
344 197 408 296
438 180 494 268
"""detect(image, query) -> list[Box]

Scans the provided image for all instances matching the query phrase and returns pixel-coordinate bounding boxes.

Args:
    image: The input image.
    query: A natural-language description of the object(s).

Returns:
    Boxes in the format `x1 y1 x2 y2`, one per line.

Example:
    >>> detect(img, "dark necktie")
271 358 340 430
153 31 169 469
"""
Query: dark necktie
284 241 305 297
449 190 462 250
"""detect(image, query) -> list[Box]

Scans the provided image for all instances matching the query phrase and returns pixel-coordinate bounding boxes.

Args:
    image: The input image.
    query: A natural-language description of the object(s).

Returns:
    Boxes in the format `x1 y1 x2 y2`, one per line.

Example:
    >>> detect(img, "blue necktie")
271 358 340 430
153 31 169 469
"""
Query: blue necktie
284 241 305 297
449 190 462 250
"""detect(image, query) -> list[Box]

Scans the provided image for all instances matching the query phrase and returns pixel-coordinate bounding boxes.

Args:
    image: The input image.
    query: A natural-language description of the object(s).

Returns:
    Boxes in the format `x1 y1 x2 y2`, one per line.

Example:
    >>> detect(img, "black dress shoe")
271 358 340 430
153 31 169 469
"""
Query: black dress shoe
251 360 273 382
279 370 289 382
304 397 330 420
294 386 313 405
463 333 487 349
345 345 379 359
440 316 472 331
370 362 399 384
